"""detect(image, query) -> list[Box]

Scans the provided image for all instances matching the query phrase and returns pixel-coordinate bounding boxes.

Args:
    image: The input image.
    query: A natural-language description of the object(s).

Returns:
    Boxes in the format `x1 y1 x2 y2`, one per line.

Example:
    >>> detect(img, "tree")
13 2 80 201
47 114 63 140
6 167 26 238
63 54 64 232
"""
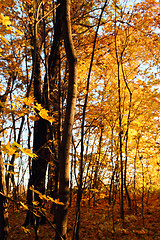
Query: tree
0 0 159 239
54 0 77 239
22 1 77 239
0 144 8 240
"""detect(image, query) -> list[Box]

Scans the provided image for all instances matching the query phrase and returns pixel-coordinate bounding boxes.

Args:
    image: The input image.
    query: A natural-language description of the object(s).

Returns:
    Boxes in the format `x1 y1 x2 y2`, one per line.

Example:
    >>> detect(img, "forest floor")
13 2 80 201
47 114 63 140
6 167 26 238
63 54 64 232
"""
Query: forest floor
8 191 160 240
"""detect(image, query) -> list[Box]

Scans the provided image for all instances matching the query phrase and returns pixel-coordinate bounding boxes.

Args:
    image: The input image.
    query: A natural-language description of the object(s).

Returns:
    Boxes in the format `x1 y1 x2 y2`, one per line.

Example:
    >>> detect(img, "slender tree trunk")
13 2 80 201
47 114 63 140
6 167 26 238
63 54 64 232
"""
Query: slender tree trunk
0 75 13 239
109 166 117 205
109 128 114 205
114 3 124 219
117 56 124 220
133 155 137 214
121 63 132 210
75 2 108 238
124 127 131 210
93 123 103 206
134 137 140 215
6 116 25 195
0 141 8 240
69 144 74 207
140 156 145 227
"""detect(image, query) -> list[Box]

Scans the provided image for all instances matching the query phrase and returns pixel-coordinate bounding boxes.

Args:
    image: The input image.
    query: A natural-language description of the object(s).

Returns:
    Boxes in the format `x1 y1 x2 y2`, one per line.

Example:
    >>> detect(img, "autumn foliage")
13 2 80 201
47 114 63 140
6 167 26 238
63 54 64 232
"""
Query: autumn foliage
0 0 160 239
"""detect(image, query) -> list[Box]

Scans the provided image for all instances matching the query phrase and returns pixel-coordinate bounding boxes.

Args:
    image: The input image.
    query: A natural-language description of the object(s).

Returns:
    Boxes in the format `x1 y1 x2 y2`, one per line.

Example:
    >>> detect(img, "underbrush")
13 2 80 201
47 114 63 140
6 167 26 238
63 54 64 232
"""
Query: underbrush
8 191 160 239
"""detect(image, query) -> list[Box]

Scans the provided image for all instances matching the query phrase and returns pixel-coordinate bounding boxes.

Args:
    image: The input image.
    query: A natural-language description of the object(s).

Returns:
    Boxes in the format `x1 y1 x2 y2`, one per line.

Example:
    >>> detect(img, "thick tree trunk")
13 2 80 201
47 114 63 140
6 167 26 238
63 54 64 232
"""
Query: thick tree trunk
24 2 49 225
55 0 77 239
24 118 49 227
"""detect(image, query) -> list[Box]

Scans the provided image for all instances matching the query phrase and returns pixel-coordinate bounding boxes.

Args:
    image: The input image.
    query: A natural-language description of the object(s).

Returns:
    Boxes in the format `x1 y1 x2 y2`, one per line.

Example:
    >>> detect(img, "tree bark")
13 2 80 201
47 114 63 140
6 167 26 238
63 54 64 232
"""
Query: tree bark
0 142 8 240
55 0 77 239
0 75 13 239
114 4 124 219
24 0 49 227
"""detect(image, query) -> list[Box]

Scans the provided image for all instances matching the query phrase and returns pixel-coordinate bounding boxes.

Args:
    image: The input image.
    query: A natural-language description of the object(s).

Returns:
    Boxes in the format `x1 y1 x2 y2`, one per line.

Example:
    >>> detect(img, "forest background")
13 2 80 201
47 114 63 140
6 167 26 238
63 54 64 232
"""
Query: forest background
0 0 160 239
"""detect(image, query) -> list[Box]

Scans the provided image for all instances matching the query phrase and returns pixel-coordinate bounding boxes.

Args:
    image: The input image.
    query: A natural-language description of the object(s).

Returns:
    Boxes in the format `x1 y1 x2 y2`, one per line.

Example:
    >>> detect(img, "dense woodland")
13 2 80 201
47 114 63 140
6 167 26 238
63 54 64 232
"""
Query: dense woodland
0 0 160 239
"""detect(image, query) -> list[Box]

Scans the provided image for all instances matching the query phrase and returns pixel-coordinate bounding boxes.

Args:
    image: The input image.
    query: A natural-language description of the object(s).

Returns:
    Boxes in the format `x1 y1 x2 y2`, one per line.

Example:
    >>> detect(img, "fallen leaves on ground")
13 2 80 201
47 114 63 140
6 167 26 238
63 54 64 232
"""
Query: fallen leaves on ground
8 191 160 240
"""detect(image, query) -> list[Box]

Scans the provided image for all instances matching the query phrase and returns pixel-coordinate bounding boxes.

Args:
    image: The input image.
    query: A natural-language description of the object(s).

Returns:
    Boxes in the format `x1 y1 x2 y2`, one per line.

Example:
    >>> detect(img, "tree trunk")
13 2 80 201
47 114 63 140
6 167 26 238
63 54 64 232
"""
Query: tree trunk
55 0 77 239
0 76 13 239
24 0 49 225
0 141 8 240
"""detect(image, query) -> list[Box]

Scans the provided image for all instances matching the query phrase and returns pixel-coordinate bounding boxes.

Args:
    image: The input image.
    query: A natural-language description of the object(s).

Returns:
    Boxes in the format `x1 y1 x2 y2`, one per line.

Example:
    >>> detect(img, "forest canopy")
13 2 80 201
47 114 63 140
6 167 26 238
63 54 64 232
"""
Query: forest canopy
0 0 159 239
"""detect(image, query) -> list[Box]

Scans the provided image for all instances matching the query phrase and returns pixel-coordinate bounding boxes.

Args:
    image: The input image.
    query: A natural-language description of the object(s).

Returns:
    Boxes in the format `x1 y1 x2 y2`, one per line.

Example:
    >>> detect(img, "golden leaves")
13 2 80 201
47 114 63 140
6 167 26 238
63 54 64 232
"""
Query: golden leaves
20 201 29 210
0 34 9 44
2 141 17 156
33 103 56 123
0 13 11 51
0 13 11 26
29 187 64 205
1 141 37 159
13 142 37 159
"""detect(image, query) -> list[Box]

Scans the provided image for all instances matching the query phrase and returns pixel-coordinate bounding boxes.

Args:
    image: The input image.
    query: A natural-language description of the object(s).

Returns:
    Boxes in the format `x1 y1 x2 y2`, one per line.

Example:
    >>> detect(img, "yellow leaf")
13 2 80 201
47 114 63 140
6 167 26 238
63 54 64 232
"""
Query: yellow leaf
21 226 31 234
33 201 39 206
0 34 9 44
3 16 11 26
20 201 29 210
90 189 99 192
0 14 11 26
32 211 40 217
33 103 55 123
14 28 23 35
47 196 64 205
29 187 64 205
